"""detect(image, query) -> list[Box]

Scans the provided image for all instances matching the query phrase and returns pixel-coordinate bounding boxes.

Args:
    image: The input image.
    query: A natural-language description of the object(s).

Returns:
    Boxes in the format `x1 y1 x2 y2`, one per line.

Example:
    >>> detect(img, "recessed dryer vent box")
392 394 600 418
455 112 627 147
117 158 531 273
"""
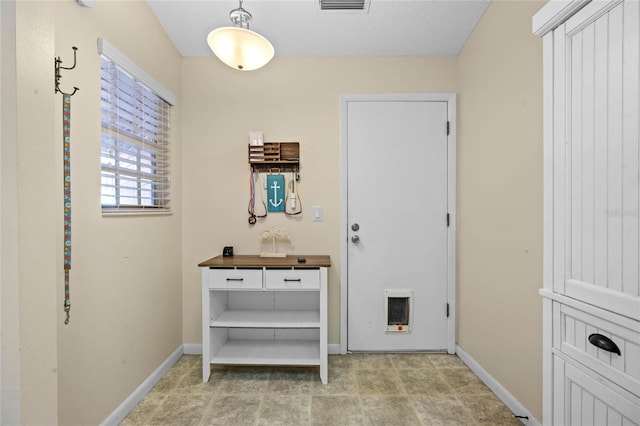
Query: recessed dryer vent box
385 289 412 333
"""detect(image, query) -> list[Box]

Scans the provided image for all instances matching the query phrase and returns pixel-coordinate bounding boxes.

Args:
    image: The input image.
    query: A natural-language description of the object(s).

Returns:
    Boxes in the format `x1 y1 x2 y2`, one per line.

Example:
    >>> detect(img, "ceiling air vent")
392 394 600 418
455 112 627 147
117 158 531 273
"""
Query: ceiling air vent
319 0 370 12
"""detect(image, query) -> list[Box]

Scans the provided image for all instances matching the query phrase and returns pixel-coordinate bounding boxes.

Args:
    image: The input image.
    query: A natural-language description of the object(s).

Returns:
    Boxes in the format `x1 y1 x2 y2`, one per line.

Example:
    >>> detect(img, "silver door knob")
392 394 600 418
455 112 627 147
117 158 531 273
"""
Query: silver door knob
351 235 360 244
351 223 360 231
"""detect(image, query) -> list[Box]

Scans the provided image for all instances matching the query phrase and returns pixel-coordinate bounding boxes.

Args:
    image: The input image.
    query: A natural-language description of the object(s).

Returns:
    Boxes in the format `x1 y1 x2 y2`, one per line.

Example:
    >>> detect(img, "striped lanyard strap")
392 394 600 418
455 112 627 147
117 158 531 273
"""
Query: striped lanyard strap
63 94 72 325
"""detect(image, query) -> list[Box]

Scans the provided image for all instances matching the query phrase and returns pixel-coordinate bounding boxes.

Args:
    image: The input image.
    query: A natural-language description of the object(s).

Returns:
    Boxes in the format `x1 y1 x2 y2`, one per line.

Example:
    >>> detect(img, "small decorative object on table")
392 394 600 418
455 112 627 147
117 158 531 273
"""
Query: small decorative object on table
260 228 289 257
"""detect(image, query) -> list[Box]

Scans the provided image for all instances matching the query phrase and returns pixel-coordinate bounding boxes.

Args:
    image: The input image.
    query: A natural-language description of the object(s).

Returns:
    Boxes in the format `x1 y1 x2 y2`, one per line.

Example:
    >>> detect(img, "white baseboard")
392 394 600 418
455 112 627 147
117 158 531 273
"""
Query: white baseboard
183 343 202 355
456 345 541 426
100 345 183 426
328 343 341 355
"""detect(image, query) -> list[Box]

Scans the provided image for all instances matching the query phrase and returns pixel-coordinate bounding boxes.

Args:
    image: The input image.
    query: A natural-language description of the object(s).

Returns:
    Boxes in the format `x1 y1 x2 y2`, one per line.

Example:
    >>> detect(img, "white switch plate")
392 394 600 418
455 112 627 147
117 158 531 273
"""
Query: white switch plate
312 206 323 222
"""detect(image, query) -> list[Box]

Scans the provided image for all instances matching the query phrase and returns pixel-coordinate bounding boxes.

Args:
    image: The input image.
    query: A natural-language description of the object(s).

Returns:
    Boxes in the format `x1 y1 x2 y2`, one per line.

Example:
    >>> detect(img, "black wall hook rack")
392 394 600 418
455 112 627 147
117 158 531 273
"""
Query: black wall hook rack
55 46 79 96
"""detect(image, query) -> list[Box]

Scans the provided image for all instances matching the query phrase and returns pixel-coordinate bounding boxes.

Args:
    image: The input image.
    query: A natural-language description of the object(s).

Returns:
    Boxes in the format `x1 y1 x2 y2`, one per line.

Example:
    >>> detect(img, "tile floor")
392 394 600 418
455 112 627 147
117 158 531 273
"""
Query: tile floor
121 353 523 425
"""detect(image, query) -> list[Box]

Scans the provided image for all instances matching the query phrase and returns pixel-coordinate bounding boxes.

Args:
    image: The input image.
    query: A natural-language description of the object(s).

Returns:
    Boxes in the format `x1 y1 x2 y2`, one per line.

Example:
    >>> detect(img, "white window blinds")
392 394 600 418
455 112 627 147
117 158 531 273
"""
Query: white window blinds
99 39 173 213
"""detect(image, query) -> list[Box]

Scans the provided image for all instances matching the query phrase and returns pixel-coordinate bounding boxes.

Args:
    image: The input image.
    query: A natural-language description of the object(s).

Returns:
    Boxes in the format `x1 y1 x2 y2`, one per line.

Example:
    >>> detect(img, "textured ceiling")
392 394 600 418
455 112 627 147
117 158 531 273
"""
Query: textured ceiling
147 0 490 57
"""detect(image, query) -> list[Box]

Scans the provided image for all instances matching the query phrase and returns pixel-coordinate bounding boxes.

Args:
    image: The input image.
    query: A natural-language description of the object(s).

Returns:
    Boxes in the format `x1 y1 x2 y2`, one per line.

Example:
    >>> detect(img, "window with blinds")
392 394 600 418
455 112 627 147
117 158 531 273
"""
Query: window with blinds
100 56 171 213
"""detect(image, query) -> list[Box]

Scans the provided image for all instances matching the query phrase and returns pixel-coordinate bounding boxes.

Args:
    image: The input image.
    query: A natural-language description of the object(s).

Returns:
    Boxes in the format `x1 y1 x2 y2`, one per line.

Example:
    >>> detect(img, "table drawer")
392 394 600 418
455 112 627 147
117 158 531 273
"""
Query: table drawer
555 302 640 397
265 269 320 290
208 268 263 289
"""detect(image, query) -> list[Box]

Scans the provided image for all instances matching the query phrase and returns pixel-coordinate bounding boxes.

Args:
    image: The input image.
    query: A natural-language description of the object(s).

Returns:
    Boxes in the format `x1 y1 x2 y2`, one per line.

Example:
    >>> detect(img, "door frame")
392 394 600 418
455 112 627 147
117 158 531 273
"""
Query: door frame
339 93 457 354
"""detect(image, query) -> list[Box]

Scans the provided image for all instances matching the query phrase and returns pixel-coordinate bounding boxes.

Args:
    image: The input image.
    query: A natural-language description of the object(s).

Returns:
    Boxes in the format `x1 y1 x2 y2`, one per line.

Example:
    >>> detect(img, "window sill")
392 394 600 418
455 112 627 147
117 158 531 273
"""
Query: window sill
102 209 172 217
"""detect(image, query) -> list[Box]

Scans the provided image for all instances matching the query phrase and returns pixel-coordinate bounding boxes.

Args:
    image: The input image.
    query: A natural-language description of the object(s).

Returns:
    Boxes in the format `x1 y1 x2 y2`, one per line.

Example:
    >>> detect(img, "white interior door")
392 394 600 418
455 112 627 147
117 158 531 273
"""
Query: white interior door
345 97 452 352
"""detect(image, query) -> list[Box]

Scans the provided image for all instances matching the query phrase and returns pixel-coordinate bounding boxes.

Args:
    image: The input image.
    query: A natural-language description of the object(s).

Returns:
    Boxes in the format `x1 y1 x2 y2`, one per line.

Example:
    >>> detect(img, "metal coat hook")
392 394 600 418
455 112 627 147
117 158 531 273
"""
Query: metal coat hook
55 46 79 96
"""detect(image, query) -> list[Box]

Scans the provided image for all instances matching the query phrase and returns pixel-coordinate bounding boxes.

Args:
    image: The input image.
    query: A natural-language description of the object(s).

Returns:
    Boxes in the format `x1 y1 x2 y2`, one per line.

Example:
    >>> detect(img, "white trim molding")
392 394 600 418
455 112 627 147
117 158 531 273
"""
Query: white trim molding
532 0 590 36
328 344 341 355
456 345 541 426
100 345 183 426
182 343 202 355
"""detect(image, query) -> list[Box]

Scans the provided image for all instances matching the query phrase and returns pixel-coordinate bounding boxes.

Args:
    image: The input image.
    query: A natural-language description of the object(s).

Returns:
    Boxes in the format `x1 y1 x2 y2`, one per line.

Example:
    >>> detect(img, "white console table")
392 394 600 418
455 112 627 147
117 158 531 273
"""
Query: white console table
199 255 331 384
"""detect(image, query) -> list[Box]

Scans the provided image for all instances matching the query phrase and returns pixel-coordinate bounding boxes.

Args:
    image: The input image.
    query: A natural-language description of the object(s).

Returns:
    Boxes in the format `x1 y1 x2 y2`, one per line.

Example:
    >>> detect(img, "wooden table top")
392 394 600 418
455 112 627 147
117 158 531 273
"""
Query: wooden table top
198 254 331 268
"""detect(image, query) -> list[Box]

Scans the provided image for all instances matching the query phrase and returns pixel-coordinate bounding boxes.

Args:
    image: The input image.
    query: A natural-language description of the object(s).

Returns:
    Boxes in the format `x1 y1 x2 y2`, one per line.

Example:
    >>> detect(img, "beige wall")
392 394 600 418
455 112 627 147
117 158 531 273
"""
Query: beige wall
12 1 182 424
181 57 458 345
15 2 58 423
457 0 544 419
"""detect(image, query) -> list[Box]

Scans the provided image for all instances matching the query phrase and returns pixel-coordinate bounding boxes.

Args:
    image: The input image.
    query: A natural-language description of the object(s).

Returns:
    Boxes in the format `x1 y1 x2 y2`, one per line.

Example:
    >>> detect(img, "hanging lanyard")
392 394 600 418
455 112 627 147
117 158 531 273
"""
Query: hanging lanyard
56 46 78 325
248 167 267 224
63 94 72 324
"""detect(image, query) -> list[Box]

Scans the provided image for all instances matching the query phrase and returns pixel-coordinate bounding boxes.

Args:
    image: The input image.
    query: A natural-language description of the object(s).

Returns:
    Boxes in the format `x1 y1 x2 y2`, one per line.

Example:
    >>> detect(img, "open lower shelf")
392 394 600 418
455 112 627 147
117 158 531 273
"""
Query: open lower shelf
211 340 321 365
211 309 320 328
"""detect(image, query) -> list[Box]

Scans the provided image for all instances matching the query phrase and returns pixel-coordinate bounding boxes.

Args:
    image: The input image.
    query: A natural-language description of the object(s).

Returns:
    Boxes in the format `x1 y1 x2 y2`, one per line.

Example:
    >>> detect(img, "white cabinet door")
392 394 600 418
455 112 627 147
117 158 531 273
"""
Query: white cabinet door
553 355 640 426
554 0 640 320
537 1 640 424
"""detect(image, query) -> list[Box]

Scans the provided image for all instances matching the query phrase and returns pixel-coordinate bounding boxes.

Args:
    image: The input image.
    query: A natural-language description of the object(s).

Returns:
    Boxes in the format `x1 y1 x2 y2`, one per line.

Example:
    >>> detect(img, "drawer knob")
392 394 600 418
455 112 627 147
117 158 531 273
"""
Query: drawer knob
588 333 621 356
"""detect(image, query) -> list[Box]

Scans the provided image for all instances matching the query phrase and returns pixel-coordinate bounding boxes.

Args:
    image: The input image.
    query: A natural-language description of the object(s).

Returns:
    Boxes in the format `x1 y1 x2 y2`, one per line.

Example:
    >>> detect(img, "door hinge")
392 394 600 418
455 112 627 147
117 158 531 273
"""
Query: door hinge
446 121 450 135
446 213 450 227
446 303 450 318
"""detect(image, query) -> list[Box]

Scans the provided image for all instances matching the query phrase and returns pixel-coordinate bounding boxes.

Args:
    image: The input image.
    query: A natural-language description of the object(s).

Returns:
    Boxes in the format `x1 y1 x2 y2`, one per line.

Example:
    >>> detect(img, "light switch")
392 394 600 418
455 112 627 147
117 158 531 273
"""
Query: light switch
312 206 323 222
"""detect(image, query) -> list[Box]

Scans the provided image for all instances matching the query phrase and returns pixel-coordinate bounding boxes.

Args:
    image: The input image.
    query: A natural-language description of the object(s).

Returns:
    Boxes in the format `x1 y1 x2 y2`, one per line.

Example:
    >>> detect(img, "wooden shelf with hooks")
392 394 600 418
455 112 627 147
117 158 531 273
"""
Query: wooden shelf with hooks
249 142 299 172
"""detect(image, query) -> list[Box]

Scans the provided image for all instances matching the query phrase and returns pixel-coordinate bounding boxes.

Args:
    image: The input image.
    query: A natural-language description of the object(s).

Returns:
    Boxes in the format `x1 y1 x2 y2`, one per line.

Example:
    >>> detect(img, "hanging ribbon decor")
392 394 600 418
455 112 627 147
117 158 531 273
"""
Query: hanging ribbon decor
62 94 72 325
55 46 78 325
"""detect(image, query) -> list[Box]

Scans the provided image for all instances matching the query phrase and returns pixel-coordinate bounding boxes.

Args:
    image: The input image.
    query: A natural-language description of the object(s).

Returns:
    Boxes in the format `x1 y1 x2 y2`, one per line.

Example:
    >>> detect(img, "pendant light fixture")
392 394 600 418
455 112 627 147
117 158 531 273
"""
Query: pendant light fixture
207 0 274 71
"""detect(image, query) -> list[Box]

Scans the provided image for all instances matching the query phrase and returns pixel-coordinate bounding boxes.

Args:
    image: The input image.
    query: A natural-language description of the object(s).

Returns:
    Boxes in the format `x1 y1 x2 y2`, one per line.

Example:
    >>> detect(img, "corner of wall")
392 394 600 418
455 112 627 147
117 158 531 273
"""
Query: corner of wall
455 0 546 420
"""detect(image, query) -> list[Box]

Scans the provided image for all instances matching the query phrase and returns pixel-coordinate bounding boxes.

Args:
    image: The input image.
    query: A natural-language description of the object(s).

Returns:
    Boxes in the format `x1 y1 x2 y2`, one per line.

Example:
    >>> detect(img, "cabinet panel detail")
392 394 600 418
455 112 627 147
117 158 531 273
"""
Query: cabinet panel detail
554 355 640 426
211 309 320 328
557 303 640 396
265 269 320 290
208 268 263 289
565 0 640 312
212 340 320 366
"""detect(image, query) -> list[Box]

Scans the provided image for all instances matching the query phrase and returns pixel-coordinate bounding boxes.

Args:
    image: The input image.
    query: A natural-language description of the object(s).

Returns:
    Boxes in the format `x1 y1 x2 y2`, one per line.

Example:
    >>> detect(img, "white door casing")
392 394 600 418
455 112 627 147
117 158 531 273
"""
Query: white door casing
340 93 456 353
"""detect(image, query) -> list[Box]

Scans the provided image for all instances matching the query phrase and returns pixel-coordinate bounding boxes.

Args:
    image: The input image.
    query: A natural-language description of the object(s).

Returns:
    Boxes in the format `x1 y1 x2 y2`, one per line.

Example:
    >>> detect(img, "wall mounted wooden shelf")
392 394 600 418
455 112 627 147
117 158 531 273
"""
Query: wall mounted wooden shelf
249 142 299 172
